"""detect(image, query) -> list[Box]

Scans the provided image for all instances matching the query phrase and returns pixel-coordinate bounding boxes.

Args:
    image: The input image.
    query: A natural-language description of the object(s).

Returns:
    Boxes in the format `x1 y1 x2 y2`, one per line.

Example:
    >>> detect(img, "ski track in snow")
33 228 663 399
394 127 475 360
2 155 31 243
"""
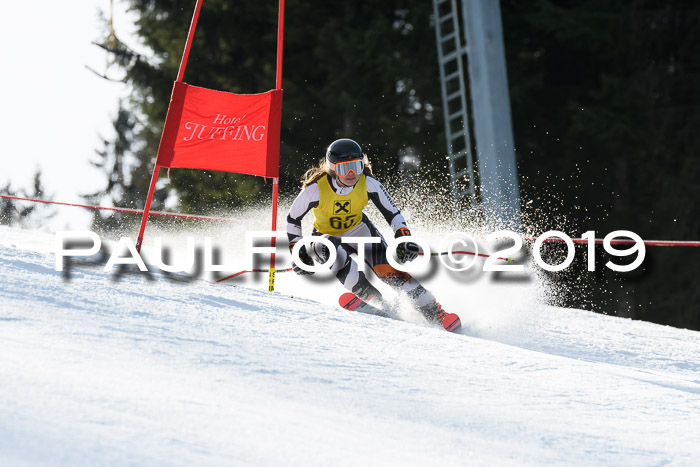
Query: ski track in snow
0 226 699 466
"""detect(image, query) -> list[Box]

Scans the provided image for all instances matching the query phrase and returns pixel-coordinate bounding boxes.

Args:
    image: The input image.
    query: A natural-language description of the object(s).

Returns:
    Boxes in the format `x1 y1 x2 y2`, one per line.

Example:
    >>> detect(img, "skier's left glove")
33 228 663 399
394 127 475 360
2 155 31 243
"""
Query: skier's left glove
290 242 315 275
395 228 420 263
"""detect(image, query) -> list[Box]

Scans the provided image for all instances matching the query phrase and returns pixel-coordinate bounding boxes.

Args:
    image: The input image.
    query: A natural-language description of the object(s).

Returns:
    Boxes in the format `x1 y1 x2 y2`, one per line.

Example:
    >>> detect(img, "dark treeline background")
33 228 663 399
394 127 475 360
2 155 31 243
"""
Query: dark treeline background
93 0 699 330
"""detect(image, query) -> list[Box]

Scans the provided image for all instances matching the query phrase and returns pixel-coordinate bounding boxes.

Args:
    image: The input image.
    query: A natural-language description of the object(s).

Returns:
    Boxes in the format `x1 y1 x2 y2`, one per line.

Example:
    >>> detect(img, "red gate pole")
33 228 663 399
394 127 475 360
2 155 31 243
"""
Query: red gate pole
136 0 204 252
268 0 285 291
276 0 285 91
136 164 161 252
176 0 204 82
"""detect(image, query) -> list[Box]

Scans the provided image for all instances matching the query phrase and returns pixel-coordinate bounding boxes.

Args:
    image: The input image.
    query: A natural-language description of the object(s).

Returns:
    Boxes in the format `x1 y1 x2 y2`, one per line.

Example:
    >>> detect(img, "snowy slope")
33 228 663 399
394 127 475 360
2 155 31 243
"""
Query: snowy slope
1 225 699 466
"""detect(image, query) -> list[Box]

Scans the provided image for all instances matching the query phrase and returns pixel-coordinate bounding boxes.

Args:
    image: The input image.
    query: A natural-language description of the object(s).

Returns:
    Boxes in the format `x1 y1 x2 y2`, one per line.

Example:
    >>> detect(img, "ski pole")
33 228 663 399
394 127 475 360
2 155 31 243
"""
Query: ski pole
426 250 512 262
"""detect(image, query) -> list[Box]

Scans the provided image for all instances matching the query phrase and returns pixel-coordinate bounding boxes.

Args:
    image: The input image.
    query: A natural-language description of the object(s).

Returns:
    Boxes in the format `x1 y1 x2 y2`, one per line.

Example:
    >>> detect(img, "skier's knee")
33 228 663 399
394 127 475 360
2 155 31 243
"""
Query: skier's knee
372 264 412 287
310 236 342 264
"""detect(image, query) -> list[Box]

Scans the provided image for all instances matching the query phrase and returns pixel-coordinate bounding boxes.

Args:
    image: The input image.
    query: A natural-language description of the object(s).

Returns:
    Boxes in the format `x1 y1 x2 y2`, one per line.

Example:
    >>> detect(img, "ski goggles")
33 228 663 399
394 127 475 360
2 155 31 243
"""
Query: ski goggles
329 159 364 177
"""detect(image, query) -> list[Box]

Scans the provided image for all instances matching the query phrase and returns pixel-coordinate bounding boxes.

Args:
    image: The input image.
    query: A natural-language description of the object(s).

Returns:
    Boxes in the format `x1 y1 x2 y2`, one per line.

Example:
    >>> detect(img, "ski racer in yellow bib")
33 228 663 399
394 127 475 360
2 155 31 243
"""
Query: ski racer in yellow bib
287 138 460 331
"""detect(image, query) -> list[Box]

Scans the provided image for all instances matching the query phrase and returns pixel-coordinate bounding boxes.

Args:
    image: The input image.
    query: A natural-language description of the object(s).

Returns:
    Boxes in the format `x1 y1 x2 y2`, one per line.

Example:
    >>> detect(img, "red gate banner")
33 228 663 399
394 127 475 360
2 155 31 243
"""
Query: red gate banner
155 81 283 178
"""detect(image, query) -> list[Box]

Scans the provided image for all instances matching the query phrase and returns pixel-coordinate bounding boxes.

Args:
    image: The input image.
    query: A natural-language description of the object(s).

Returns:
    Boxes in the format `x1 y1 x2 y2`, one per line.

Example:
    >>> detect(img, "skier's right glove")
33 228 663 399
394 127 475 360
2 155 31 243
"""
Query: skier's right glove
290 242 315 275
395 228 420 263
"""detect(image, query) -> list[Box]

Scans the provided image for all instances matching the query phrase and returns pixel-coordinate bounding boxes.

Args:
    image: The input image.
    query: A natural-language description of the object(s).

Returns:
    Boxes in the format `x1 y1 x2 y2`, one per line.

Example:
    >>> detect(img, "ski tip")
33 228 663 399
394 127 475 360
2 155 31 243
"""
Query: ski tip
339 292 363 311
442 313 461 332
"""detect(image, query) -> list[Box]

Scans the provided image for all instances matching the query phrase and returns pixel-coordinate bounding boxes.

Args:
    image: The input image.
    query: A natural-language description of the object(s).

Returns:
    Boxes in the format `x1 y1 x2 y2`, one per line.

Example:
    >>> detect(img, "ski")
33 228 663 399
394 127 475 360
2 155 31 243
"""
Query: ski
338 293 462 333
440 313 462 333
338 292 397 319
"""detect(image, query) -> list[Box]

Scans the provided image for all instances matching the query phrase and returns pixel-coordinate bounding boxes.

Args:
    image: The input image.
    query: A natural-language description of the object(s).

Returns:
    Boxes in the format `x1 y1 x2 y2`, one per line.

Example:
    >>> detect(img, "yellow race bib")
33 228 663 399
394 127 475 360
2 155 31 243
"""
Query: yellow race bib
312 175 368 234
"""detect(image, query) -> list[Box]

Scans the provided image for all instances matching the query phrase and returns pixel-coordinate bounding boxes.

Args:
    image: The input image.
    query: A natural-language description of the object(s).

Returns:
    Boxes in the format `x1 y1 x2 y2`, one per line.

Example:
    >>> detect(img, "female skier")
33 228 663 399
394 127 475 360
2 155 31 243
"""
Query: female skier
286 138 461 332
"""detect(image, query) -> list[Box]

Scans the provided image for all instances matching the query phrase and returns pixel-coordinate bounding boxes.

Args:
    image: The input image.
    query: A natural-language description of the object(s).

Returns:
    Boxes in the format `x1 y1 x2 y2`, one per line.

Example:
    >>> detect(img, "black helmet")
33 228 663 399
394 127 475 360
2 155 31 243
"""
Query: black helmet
326 138 363 164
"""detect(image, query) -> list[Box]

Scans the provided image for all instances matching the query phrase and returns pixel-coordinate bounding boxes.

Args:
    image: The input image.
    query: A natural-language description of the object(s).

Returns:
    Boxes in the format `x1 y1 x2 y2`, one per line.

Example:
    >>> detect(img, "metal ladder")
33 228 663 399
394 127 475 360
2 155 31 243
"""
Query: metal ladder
432 0 476 209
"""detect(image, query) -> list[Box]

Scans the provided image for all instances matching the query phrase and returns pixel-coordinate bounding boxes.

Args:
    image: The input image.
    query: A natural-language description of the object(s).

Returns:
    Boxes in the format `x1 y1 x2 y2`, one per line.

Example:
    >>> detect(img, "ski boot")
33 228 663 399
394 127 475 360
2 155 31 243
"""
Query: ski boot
351 273 384 306
420 299 461 332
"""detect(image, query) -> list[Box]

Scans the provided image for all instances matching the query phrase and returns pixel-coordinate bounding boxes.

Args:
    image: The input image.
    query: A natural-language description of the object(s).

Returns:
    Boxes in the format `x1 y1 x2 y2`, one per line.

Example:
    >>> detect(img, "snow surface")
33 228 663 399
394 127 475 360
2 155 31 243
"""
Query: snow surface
1 224 699 466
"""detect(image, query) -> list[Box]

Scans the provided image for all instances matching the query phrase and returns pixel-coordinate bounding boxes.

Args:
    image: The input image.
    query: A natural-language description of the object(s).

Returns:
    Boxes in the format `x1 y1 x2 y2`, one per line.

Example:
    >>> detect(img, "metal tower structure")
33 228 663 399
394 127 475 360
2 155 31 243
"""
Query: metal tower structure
433 0 522 229
433 0 476 210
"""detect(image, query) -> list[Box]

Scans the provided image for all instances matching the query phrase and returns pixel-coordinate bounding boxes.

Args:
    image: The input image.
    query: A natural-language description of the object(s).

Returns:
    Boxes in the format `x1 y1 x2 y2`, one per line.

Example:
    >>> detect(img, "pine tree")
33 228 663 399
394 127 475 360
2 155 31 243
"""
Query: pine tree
85 100 169 234
0 171 55 228
503 0 700 329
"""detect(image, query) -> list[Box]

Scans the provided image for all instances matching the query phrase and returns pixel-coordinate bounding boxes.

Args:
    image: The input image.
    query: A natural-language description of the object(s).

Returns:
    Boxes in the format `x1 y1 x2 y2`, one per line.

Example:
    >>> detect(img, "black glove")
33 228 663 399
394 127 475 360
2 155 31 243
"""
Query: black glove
395 228 420 263
290 242 315 275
